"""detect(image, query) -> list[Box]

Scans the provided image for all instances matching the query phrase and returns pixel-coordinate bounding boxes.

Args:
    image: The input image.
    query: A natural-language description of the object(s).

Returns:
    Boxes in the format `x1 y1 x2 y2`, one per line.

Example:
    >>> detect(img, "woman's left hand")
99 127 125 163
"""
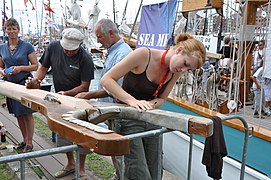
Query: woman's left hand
129 100 154 112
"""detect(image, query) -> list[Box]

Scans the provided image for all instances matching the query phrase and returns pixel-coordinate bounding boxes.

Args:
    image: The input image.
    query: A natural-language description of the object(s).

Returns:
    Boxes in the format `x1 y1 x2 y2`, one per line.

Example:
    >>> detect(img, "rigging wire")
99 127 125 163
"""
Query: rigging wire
121 0 129 25
128 0 143 42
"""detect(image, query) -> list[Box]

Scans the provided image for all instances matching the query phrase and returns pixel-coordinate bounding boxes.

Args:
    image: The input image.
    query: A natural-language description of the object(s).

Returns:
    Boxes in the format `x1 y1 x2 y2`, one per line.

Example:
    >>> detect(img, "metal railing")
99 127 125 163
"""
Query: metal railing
0 144 80 180
0 115 250 180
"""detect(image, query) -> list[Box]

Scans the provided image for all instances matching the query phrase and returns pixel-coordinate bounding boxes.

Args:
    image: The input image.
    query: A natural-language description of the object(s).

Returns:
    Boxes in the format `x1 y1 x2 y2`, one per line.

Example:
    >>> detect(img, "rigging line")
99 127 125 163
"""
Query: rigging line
128 0 143 43
121 0 129 25
39 0 45 47
35 0 40 45
112 0 116 24
227 0 237 63
227 0 240 109
235 0 248 107
171 0 180 39
232 2 243 105
223 1 240 15
225 0 229 32
167 0 170 37
95 0 100 5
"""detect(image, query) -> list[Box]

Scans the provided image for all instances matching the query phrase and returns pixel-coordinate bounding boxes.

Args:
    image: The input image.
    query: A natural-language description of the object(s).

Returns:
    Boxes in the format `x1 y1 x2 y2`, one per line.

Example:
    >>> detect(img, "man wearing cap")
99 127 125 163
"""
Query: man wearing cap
26 28 94 179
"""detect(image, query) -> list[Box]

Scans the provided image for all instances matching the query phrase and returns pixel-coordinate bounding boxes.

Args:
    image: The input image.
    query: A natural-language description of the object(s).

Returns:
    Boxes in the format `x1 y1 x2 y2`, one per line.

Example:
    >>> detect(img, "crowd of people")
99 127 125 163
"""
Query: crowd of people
251 40 271 118
216 36 271 118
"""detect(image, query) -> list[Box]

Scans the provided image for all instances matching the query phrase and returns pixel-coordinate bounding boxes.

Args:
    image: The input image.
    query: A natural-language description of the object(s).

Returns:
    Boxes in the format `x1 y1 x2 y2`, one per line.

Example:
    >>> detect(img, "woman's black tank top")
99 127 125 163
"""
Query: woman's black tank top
122 48 173 100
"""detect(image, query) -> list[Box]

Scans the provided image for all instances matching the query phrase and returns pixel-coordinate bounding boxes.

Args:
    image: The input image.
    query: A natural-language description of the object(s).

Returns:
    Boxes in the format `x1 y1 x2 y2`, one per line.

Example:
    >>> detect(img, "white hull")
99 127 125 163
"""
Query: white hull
163 132 271 180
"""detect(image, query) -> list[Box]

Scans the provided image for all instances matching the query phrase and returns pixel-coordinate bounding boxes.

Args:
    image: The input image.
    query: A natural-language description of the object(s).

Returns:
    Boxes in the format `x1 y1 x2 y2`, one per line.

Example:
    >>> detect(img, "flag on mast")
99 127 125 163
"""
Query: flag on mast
44 3 55 13
24 0 35 10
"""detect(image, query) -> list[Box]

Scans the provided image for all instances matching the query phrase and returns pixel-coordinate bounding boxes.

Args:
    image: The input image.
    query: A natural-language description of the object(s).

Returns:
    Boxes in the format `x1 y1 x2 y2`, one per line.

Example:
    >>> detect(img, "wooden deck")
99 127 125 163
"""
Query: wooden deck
234 106 271 131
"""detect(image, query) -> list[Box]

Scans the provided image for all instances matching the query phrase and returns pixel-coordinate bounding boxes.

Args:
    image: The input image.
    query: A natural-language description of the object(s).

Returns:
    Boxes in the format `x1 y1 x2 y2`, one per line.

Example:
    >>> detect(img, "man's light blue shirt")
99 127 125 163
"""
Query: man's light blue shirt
98 38 132 102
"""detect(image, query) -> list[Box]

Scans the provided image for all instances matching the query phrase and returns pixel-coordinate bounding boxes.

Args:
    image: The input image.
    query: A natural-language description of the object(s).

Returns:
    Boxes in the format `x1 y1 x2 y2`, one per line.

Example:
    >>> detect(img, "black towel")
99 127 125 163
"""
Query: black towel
202 116 228 179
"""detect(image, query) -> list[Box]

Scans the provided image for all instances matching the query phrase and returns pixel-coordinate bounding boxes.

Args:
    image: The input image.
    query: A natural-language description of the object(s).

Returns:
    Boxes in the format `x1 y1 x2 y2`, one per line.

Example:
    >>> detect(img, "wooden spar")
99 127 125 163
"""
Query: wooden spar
122 36 136 48
182 0 222 11
0 81 213 154
86 106 213 137
238 0 267 103
182 0 223 17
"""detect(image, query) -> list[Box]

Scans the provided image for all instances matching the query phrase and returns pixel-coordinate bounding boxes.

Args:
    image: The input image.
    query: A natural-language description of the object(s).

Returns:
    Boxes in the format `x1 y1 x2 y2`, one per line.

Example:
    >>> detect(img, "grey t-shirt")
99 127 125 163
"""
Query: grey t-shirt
40 41 94 92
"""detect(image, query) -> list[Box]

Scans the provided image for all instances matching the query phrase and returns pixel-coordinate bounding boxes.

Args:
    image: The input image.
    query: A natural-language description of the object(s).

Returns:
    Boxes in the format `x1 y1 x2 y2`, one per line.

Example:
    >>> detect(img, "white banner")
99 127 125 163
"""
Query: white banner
194 35 218 53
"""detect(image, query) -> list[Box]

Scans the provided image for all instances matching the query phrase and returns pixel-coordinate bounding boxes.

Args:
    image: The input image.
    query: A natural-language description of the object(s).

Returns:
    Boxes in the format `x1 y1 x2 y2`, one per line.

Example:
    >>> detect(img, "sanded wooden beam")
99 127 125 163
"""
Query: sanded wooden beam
87 106 213 137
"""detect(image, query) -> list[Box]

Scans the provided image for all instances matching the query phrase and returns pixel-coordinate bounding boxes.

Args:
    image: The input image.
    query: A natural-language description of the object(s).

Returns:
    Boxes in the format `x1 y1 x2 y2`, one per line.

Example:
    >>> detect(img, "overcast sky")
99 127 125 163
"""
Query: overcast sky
1 0 168 34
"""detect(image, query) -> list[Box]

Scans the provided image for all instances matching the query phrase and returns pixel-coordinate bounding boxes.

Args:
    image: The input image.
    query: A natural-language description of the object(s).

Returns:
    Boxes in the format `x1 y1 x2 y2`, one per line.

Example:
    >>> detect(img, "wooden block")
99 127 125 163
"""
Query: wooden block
236 0 267 3
188 117 213 137
182 0 222 12
207 52 224 59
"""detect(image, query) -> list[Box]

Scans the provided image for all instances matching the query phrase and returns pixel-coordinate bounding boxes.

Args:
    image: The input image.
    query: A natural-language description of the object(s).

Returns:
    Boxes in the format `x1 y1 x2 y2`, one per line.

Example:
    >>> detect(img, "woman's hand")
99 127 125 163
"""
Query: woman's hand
128 100 155 112
1 69 9 77
1 67 14 77
9 66 21 74
57 91 65 95
75 92 89 99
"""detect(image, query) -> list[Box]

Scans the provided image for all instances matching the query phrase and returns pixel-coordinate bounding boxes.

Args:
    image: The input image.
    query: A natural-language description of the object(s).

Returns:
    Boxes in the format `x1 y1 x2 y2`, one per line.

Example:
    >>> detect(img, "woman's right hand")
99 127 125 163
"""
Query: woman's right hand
25 77 41 89
1 69 11 77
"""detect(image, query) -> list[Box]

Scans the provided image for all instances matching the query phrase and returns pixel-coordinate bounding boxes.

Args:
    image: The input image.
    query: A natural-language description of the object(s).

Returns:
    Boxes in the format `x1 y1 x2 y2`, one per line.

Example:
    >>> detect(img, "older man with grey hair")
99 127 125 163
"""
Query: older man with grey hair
76 18 132 179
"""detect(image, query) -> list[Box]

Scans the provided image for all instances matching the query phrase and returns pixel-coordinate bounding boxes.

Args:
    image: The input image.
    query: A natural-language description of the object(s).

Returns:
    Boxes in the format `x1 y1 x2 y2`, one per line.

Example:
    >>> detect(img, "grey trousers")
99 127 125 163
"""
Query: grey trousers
114 119 163 180
253 88 266 113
